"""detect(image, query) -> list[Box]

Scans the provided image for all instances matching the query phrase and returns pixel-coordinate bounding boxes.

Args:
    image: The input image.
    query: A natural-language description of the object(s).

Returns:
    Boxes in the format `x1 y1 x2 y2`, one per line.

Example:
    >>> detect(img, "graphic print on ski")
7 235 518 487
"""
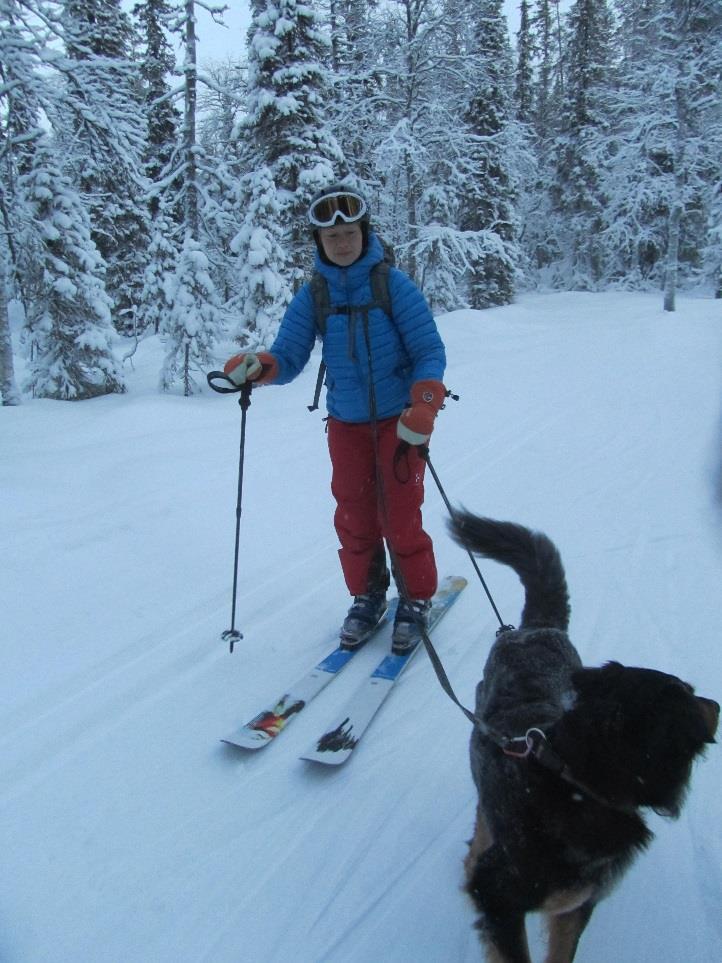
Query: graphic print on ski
221 599 398 750
301 575 467 766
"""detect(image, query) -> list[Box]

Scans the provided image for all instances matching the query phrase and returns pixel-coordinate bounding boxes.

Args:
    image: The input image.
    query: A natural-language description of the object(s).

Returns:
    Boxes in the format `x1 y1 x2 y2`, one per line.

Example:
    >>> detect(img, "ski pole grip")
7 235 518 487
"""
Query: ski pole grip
207 370 242 394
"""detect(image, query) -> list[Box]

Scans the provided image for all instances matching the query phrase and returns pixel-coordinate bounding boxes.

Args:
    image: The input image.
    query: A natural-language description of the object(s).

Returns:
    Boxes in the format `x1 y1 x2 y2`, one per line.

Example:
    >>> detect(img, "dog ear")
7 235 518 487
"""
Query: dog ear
696 697 719 743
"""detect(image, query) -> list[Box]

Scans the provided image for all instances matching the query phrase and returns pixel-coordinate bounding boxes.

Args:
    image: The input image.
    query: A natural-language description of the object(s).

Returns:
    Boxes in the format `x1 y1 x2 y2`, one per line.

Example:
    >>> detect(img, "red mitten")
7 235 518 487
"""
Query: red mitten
397 380 446 445
224 351 278 386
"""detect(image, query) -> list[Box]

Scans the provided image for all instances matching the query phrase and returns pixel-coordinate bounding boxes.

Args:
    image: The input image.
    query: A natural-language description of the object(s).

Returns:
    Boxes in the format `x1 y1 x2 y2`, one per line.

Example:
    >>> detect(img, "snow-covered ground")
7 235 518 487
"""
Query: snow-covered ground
2 291 721 963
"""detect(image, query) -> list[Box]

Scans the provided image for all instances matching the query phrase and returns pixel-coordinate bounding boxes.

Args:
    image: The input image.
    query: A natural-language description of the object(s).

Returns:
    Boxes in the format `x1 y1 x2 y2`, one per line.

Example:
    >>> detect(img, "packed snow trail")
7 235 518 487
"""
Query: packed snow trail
1 292 721 962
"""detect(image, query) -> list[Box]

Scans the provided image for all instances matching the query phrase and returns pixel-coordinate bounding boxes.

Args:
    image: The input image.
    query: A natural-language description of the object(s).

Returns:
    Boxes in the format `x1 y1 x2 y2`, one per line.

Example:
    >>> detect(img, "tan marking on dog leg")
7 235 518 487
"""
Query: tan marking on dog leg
544 901 594 963
464 801 493 881
482 930 532 963
541 885 594 916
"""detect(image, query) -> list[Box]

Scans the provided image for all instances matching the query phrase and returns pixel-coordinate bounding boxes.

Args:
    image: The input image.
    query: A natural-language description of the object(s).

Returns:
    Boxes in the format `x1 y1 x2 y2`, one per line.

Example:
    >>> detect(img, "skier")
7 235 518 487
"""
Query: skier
224 184 447 654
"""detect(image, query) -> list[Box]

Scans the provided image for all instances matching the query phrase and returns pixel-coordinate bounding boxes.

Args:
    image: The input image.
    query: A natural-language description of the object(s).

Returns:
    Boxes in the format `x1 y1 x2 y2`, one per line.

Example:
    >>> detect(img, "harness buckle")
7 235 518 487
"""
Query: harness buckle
502 727 547 758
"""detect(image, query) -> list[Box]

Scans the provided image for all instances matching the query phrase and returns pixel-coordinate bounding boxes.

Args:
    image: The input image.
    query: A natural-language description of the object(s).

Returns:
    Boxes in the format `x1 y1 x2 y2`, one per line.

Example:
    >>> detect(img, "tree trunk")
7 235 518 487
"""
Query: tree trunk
663 198 681 312
0 257 21 405
184 0 198 239
183 0 197 394
664 78 688 313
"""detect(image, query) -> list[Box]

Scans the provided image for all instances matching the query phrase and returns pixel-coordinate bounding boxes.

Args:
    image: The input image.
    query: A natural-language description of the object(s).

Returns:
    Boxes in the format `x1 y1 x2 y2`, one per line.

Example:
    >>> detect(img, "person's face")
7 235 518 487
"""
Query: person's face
319 222 364 267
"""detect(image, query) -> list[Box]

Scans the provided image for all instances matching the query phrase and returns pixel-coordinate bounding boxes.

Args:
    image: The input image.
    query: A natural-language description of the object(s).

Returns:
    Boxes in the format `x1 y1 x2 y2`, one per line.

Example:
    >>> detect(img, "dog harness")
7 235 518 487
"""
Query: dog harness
418 616 638 815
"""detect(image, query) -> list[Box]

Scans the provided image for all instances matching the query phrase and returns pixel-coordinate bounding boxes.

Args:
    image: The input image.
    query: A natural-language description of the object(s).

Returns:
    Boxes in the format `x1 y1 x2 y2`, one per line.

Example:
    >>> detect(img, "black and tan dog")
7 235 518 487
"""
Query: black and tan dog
449 513 719 963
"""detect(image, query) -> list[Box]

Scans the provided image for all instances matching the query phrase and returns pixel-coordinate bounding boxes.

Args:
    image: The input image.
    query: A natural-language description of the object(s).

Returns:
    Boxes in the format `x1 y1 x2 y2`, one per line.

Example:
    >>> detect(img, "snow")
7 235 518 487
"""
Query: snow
2 291 721 963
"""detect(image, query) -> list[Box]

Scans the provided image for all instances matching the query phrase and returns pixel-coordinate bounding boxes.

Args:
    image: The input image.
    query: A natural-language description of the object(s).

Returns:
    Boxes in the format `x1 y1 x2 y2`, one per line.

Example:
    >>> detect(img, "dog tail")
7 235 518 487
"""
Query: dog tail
448 513 570 630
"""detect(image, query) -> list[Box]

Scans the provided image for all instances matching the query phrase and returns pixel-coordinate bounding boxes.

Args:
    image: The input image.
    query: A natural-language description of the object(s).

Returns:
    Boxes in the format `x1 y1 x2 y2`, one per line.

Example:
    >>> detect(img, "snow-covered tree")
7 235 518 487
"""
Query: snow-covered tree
158 0 223 394
198 58 247 160
242 0 344 284
590 0 674 287
159 234 219 394
229 167 292 348
515 0 535 123
61 0 150 334
547 0 615 287
332 0 520 308
462 0 519 306
135 212 177 333
0 251 21 405
134 0 181 221
0 0 49 353
20 144 125 400
2 0 129 398
325 0 380 186
661 0 722 309
594 0 722 301
198 61 249 314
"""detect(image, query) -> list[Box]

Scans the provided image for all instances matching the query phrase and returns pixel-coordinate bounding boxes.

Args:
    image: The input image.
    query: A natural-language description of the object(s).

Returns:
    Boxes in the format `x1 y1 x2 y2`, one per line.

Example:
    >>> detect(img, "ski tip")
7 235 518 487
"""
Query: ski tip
300 749 351 766
220 731 272 750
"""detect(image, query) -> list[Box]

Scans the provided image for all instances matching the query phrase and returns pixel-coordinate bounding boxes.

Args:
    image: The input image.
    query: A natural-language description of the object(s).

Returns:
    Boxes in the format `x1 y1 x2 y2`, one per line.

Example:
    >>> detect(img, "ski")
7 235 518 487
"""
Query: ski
300 575 467 766
221 599 398 750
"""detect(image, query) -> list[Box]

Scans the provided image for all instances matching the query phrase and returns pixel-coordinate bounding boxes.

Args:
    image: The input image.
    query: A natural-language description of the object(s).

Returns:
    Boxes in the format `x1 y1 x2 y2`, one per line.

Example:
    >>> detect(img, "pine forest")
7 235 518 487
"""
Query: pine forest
1 0 720 403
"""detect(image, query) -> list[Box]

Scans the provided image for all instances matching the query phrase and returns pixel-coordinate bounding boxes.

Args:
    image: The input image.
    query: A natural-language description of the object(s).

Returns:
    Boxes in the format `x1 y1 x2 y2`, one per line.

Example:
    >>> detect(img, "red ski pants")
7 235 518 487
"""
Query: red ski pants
327 416 438 600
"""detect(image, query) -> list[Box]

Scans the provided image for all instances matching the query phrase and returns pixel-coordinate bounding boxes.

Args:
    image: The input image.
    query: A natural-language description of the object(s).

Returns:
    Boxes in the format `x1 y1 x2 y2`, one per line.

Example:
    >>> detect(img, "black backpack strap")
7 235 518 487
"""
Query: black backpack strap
369 262 392 320
309 272 332 337
308 360 326 412
311 263 392 334
308 273 333 412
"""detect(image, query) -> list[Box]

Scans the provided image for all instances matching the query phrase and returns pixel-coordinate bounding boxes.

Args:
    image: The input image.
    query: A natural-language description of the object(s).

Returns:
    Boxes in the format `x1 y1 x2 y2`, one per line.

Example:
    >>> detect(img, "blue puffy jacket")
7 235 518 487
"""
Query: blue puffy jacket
268 232 446 423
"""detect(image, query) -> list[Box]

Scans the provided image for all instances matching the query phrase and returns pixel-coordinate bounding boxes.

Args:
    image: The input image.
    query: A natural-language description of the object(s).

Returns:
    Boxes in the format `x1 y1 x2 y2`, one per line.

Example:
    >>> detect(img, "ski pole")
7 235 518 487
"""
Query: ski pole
207 371 253 652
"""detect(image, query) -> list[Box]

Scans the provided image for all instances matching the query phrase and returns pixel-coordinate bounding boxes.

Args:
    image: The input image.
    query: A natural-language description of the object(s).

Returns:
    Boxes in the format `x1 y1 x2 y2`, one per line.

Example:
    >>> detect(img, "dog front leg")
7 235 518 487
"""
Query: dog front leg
544 900 595 963
466 844 532 963
465 799 493 880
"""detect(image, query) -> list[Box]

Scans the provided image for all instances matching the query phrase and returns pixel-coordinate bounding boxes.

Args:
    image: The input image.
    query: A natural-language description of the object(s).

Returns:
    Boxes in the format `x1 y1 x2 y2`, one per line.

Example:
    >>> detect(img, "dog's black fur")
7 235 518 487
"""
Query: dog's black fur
449 513 719 963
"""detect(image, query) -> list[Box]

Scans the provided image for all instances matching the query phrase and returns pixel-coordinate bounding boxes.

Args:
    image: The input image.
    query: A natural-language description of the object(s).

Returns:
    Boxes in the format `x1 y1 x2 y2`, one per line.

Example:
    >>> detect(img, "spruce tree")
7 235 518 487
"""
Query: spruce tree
229 167 292 348
242 0 343 284
136 213 178 333
0 0 48 397
548 0 615 287
599 0 722 299
62 0 150 333
326 0 380 186
198 61 249 319
515 0 535 123
661 0 722 309
134 0 181 221
160 234 219 394
131 0 182 336
596 0 674 286
463 0 518 307
158 0 221 394
20 143 125 400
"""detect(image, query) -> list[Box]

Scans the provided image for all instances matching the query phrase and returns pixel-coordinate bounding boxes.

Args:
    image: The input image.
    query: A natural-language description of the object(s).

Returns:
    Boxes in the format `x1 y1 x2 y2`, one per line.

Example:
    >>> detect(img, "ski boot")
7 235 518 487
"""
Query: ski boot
391 598 432 655
340 593 388 650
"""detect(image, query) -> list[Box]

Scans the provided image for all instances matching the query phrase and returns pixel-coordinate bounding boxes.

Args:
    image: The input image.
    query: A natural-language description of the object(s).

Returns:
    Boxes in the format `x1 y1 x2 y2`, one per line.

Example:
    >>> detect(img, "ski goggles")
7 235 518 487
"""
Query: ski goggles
308 191 368 227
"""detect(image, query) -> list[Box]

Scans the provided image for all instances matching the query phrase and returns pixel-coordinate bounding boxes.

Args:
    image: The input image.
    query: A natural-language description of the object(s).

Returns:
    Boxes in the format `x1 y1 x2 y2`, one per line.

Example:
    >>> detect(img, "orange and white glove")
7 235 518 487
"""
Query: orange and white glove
223 351 279 386
397 379 446 445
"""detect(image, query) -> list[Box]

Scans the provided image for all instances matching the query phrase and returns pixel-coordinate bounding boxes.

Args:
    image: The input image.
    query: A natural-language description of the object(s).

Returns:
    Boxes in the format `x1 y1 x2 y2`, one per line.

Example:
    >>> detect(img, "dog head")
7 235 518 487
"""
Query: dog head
567 662 718 817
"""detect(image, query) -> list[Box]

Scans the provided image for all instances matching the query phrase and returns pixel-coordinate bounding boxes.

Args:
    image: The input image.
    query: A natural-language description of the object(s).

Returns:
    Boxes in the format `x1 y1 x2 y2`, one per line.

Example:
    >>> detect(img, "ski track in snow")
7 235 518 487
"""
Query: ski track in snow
2 292 721 962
